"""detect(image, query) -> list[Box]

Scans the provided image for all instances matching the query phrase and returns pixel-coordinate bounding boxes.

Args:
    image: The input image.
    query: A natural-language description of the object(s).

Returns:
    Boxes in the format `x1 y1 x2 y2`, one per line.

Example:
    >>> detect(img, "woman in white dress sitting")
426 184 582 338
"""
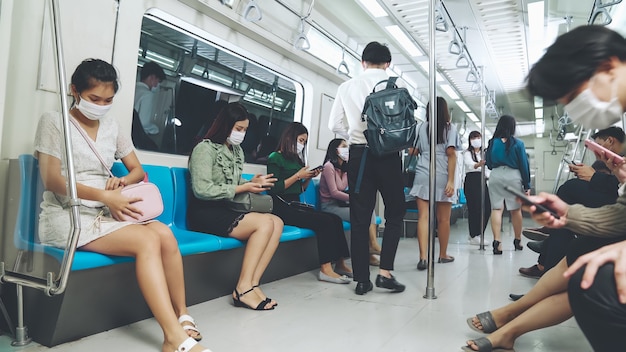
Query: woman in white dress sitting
35 58 210 352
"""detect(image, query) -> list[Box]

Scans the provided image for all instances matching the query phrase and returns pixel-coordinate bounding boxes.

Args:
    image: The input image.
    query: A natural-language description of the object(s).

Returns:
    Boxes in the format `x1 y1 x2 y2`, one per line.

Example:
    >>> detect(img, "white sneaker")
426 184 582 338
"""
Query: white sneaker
468 236 483 245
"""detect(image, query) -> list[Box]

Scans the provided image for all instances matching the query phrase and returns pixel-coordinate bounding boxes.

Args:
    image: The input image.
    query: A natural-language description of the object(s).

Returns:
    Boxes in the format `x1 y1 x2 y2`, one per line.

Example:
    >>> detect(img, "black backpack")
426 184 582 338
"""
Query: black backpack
361 77 418 156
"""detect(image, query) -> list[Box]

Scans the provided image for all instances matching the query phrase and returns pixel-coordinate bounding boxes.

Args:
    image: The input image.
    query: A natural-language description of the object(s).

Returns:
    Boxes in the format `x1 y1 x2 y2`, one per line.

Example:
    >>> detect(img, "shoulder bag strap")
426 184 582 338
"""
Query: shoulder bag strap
69 117 115 178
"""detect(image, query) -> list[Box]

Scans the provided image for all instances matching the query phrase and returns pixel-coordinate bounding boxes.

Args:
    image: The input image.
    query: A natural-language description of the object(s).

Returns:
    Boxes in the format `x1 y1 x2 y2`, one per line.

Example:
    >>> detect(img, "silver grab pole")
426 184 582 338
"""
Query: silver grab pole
49 0 82 296
424 0 437 300
479 66 486 251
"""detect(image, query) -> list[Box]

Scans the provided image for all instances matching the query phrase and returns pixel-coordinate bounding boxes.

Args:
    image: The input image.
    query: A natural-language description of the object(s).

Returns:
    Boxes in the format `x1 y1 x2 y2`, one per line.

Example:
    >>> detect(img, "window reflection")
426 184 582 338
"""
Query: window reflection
133 15 299 162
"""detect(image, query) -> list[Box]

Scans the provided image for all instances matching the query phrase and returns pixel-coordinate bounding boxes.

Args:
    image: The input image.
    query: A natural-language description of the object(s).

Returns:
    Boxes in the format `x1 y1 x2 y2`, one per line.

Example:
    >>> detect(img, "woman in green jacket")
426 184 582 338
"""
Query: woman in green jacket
188 102 282 311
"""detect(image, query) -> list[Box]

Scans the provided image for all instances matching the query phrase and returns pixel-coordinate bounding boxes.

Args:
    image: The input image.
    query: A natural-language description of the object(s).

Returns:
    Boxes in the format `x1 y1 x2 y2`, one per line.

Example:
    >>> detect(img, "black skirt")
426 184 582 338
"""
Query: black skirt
187 203 246 237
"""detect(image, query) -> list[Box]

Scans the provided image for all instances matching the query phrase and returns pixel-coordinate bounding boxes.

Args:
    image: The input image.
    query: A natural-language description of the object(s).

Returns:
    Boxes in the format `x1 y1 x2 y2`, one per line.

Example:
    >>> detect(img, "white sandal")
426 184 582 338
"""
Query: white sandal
178 314 202 341
175 336 212 352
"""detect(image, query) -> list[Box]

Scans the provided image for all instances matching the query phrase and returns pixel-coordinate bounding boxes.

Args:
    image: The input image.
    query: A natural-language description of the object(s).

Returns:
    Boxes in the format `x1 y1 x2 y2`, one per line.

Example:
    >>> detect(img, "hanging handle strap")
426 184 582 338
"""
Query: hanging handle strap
69 118 114 178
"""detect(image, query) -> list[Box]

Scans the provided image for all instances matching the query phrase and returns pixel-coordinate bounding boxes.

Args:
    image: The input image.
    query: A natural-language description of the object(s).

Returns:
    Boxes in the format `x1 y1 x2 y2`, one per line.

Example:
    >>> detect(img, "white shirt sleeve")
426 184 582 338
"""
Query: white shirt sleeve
328 90 350 141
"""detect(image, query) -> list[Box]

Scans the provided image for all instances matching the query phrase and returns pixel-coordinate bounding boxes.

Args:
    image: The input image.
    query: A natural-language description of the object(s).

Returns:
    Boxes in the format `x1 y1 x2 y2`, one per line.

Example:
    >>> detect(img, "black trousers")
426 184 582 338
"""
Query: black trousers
271 194 350 265
567 236 626 352
463 172 491 238
538 178 617 270
348 146 405 283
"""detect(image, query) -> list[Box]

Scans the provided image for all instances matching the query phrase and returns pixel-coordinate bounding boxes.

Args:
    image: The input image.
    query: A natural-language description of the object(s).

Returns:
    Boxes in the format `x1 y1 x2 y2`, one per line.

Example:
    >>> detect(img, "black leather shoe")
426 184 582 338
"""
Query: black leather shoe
355 281 373 295
509 293 524 301
417 259 427 271
375 274 405 293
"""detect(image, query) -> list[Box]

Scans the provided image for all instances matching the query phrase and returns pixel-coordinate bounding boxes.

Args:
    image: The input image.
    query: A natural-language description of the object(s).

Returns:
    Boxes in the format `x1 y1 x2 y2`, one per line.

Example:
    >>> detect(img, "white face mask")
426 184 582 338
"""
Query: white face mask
151 83 160 92
470 138 482 149
565 76 623 129
227 130 246 146
337 147 349 161
76 95 112 121
297 142 305 154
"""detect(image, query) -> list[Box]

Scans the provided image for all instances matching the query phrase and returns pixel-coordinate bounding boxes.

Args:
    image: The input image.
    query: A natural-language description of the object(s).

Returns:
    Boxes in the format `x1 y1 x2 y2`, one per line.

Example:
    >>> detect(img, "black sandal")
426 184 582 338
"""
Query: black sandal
252 285 277 307
233 288 274 310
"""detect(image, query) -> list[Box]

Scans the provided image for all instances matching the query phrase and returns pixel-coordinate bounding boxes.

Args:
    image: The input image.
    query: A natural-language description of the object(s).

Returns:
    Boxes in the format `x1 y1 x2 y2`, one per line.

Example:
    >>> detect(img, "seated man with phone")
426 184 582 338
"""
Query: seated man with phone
515 127 624 280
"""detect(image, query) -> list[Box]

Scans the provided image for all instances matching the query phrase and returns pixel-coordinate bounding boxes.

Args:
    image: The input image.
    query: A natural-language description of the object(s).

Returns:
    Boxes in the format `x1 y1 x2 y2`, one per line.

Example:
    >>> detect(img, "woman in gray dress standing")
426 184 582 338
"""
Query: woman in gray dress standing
409 97 462 270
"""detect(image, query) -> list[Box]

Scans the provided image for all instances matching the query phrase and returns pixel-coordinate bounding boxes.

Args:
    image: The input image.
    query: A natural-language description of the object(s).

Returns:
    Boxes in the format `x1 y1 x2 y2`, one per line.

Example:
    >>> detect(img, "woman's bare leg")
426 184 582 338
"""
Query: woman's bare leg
144 222 199 339
469 258 569 331
416 198 430 260
229 213 276 310
436 202 452 259
510 208 523 240
81 225 208 352
466 292 572 351
490 208 503 243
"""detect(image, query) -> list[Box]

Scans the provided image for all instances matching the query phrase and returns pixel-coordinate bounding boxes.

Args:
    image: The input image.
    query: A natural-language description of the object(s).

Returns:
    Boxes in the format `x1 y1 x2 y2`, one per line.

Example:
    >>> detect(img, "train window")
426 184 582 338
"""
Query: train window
133 14 301 164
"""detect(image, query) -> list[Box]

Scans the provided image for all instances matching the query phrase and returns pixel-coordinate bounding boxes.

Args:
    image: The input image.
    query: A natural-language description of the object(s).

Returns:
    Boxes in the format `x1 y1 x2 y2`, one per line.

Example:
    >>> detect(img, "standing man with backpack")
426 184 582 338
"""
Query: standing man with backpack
329 42 409 295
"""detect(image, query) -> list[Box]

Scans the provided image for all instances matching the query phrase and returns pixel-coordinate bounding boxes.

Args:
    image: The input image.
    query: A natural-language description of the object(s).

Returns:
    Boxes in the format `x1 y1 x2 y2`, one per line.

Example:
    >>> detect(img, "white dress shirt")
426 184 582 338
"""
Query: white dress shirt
463 149 490 178
329 69 403 145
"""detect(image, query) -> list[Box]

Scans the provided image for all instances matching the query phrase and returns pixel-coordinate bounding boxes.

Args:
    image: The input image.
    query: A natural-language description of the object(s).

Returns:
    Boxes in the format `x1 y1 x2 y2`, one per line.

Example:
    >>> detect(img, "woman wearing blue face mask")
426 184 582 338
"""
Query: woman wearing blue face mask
267 123 353 283
463 131 491 245
188 102 283 311
35 59 211 352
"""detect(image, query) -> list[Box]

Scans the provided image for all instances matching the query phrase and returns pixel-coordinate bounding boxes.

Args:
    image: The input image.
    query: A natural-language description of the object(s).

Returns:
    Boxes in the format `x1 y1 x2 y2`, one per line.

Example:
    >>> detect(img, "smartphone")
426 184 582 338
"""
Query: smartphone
313 165 324 171
562 158 580 166
504 186 560 219
584 139 625 165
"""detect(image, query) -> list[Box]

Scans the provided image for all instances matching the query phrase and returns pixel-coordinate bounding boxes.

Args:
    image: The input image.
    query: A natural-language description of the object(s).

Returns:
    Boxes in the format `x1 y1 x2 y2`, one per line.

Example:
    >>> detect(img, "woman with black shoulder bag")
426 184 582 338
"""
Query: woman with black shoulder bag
188 102 283 311
267 123 352 284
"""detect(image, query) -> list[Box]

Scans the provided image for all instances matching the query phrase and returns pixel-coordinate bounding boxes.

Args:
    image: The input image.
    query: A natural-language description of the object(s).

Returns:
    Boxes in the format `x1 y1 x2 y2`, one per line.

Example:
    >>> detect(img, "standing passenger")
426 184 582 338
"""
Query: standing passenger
463 130 491 245
134 61 165 135
35 59 210 352
485 115 530 254
329 41 406 295
188 102 283 311
267 122 353 284
410 97 462 270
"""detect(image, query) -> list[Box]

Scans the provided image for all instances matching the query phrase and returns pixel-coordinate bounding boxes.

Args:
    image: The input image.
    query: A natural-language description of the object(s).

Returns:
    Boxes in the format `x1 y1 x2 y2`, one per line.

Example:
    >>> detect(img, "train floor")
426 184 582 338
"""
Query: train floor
1 217 591 352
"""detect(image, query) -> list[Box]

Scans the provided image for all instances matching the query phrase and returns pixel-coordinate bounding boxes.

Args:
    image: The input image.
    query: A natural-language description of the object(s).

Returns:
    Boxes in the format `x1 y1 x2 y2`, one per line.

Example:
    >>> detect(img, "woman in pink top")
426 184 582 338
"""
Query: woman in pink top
319 138 381 265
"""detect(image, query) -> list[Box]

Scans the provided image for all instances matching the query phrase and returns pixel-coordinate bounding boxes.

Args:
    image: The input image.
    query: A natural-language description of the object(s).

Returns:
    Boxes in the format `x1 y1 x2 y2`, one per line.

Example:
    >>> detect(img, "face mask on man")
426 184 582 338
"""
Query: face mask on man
470 138 482 149
565 75 623 129
337 147 349 161
227 130 246 146
76 96 112 121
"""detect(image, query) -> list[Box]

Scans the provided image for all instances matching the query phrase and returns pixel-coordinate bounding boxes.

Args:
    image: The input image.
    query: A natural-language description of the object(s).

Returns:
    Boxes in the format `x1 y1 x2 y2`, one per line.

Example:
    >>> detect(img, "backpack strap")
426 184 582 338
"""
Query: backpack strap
385 76 398 89
354 147 368 194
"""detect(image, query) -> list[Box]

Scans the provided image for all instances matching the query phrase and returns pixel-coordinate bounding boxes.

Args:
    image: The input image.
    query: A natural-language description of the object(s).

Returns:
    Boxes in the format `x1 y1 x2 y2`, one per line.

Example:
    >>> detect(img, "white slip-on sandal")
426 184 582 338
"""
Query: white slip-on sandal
178 314 202 341
176 336 213 352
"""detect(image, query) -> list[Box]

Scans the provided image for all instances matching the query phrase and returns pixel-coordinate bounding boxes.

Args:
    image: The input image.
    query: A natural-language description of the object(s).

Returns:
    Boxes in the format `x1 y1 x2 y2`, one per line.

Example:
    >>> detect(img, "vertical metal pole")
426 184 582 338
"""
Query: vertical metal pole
479 66 486 251
49 0 82 295
424 0 437 300
11 285 31 346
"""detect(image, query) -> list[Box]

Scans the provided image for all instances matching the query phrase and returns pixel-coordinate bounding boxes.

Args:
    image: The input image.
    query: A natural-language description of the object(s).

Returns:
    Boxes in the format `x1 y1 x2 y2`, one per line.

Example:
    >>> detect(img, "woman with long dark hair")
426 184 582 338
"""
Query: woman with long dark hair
35 59 210 352
267 123 352 283
463 131 491 245
409 96 462 270
485 115 530 254
188 102 283 311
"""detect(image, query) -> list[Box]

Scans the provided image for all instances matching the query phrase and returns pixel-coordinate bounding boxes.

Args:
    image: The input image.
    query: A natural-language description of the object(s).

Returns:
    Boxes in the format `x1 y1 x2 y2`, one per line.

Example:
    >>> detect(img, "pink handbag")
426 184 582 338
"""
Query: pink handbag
114 182 164 222
71 118 164 223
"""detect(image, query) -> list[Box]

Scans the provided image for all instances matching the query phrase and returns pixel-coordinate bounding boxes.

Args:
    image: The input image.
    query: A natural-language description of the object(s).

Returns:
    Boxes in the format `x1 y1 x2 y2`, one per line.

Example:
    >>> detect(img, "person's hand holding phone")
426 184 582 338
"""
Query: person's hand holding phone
522 192 569 228
569 164 595 181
